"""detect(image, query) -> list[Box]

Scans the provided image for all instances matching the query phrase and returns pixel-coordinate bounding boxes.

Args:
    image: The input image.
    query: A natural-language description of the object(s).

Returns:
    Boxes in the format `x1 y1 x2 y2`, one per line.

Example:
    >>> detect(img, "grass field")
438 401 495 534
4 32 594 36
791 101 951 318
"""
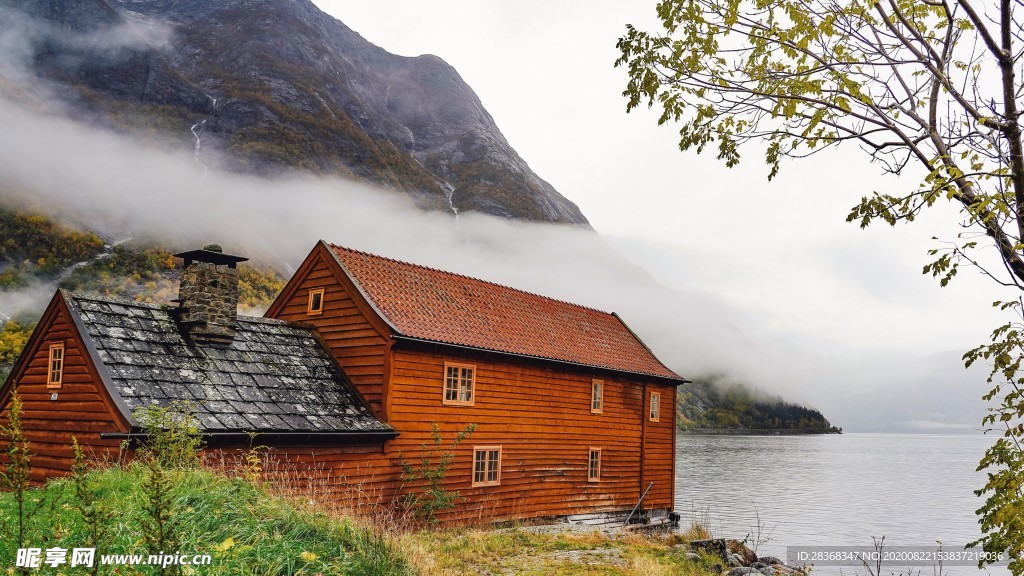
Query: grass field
0 461 722 575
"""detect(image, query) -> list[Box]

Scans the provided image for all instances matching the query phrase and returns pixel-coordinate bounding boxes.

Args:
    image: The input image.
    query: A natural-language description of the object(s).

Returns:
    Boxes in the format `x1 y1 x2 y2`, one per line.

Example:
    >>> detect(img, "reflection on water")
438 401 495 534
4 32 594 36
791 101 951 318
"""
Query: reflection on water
674 433 1008 576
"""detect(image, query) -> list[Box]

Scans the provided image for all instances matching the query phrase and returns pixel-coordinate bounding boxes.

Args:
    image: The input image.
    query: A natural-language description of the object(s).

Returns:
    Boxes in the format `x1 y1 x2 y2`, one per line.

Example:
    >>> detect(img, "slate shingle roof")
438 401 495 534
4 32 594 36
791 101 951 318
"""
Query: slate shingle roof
64 291 393 435
329 245 682 381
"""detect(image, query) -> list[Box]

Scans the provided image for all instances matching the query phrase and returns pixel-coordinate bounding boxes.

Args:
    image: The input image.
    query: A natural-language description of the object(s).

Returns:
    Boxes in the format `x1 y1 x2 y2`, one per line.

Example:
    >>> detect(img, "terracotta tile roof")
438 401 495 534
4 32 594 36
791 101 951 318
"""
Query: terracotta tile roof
328 244 682 381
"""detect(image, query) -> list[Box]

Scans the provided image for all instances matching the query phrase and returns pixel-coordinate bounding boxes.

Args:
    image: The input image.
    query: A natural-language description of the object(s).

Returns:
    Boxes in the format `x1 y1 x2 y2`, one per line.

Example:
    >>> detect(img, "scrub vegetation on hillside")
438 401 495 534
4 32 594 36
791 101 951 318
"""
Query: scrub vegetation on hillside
0 206 286 379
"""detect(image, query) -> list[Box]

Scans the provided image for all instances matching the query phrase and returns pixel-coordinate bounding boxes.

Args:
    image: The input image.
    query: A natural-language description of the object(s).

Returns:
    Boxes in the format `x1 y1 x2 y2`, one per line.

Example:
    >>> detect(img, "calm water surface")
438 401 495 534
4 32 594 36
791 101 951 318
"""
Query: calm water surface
674 433 1009 576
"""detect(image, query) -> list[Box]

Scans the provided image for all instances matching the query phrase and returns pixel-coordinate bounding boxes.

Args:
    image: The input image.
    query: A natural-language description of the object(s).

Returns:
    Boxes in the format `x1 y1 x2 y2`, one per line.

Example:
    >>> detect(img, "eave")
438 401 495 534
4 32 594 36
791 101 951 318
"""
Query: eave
391 335 689 386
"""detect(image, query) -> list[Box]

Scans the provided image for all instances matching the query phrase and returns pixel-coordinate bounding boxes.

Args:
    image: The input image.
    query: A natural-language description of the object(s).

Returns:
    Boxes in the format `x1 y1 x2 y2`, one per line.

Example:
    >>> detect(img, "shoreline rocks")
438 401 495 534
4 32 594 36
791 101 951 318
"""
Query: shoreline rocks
690 538 807 576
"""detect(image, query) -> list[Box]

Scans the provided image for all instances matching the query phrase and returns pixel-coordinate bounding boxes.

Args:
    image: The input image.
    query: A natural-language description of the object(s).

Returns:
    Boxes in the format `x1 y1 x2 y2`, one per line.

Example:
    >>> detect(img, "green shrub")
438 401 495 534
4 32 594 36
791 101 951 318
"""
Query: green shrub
399 422 476 525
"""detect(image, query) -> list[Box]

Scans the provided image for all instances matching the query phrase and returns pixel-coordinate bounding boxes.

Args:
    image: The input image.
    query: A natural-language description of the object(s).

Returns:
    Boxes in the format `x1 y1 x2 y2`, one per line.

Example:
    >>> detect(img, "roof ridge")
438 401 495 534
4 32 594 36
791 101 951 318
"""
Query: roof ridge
65 290 169 311
328 243 615 317
236 316 290 326
65 291 290 327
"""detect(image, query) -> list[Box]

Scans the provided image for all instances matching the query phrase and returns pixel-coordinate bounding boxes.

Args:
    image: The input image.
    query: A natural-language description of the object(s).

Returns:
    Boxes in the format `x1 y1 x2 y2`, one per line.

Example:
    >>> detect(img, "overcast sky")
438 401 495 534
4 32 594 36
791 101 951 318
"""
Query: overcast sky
310 0 1013 432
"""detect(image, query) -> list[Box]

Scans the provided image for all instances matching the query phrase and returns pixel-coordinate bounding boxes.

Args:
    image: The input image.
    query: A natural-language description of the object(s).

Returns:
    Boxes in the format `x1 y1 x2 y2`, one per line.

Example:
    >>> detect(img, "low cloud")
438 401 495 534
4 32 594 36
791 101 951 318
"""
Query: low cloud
0 6 174 59
0 92 995 432
0 283 54 324
0 100 788 385
0 6 174 107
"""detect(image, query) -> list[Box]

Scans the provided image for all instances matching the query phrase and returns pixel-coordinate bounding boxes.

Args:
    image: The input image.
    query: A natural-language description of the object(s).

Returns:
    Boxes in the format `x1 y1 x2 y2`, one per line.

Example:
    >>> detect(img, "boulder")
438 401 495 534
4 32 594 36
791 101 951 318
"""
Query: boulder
727 540 758 566
691 538 729 560
760 556 785 566
685 552 702 561
727 568 763 576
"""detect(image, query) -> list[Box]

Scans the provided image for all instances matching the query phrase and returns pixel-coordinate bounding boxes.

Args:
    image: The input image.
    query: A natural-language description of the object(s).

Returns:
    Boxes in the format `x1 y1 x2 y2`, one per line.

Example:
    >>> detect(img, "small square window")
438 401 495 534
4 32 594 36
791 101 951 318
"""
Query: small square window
649 392 661 422
47 343 64 389
307 288 325 315
588 448 601 482
443 362 475 406
591 379 603 413
472 446 501 487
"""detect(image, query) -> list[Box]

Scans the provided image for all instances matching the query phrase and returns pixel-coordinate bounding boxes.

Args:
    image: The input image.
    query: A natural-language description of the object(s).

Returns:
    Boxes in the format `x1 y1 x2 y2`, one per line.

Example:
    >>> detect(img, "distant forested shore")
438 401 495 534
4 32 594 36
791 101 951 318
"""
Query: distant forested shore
678 427 841 435
677 377 841 434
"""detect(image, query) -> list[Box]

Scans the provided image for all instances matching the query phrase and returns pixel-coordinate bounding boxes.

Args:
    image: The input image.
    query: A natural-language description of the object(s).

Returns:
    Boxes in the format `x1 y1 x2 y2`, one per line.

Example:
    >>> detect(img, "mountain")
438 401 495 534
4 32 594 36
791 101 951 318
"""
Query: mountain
0 0 589 225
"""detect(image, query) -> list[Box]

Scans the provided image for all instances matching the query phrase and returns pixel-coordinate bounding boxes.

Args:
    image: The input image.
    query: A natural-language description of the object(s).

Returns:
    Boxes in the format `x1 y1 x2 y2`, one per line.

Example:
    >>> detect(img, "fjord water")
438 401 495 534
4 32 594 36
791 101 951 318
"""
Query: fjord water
675 433 1009 576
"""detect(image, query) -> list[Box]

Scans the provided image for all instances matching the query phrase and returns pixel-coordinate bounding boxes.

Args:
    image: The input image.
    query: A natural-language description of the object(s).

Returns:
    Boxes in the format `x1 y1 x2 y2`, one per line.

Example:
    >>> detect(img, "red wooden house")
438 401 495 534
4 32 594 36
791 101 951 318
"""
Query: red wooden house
0 242 684 524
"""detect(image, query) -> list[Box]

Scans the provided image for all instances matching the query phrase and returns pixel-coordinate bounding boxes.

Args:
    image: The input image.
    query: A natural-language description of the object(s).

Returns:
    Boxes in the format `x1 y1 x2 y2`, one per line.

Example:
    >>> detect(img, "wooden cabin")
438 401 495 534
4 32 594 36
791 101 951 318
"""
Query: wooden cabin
0 242 684 524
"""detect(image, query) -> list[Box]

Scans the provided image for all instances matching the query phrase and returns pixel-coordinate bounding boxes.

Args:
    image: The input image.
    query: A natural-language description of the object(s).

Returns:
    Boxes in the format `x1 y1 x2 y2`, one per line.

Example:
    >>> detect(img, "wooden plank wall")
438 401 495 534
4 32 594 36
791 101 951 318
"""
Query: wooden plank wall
202 444 401 515
0 300 124 482
197 348 676 525
383 345 676 521
643 385 676 510
271 253 389 415
240 347 679 524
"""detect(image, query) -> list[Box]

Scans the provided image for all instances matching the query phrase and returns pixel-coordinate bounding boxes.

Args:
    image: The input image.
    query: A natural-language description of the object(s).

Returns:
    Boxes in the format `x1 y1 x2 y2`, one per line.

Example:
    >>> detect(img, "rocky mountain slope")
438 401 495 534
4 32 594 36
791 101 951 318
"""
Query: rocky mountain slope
0 0 588 224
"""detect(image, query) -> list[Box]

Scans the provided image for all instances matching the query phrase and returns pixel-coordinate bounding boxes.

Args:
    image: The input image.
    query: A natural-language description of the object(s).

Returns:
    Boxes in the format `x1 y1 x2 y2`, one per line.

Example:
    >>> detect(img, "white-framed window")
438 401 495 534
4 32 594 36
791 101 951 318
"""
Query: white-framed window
47 343 65 389
588 447 602 482
591 379 604 413
472 446 501 486
649 392 661 422
443 362 475 406
307 288 325 315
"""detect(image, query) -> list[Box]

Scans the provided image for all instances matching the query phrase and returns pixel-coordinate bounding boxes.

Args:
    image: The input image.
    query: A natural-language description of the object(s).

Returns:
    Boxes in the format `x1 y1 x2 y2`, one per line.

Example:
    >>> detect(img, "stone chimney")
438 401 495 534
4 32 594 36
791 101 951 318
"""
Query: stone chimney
174 244 248 346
